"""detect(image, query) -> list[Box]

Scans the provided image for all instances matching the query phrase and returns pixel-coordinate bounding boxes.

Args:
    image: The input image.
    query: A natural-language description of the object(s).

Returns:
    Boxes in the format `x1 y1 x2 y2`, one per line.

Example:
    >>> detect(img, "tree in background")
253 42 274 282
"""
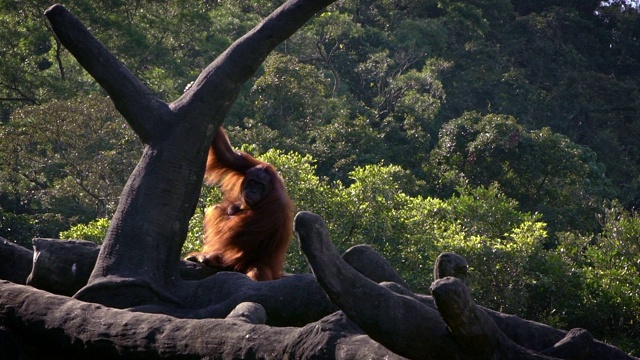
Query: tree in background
0 96 139 246
3 0 640 239
436 0 640 207
428 111 614 236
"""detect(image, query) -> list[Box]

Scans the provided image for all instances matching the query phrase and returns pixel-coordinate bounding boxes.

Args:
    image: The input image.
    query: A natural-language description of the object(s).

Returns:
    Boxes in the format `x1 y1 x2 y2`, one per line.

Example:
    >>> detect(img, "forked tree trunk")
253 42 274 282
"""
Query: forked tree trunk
43 0 335 308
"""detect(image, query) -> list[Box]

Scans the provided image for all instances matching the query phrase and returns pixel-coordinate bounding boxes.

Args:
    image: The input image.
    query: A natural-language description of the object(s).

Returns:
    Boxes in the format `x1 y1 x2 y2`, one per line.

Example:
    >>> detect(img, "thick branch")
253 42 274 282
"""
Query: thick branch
0 281 404 359
172 0 337 126
0 238 32 284
2 238 337 327
342 244 410 289
44 4 170 143
431 277 553 359
294 211 457 359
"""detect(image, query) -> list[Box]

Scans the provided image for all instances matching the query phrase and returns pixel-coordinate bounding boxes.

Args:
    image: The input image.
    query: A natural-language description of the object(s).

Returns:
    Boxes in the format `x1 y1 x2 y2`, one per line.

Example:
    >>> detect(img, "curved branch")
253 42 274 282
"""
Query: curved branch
0 281 404 359
294 211 456 359
173 0 337 125
430 277 553 359
43 4 171 143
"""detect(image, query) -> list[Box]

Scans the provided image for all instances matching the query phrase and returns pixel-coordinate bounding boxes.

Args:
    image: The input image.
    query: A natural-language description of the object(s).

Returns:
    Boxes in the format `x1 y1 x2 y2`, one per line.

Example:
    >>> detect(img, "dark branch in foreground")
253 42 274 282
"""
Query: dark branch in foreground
294 211 637 360
0 280 402 359
44 4 169 143
1 228 637 359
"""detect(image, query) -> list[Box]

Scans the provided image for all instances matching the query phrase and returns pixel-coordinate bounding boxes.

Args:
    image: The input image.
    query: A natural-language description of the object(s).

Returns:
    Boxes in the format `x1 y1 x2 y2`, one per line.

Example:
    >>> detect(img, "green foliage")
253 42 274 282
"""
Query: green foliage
392 184 555 303
0 96 140 240
251 53 332 136
182 212 204 257
557 202 640 347
182 183 224 258
0 210 35 247
428 111 614 234
59 218 110 244
444 217 547 315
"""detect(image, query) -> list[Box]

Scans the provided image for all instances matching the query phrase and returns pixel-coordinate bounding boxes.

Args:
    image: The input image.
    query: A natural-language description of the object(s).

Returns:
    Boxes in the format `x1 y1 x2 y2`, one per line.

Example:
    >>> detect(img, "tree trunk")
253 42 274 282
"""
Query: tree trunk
43 0 336 309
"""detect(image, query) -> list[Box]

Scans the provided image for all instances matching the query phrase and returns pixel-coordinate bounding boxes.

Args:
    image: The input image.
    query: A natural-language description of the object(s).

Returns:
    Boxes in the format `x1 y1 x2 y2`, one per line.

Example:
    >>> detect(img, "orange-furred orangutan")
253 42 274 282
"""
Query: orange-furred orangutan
186 128 293 281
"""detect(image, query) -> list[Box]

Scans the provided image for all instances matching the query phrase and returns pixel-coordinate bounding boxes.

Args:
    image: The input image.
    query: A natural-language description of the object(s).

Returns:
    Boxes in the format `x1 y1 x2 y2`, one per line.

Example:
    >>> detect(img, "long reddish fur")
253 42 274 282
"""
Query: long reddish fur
197 128 293 281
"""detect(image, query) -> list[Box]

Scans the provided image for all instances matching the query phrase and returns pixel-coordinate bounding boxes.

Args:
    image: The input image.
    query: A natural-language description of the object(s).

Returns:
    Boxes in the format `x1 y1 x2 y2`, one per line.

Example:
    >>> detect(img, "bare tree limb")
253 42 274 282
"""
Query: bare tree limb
294 211 457 359
172 0 337 125
44 4 171 143
0 281 404 359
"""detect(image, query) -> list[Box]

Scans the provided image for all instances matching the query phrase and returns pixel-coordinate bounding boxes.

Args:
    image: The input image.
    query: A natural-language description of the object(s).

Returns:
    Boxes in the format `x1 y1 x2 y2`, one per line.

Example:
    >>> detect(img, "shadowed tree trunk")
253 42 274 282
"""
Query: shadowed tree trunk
42 0 336 310
0 279 403 359
0 2 638 359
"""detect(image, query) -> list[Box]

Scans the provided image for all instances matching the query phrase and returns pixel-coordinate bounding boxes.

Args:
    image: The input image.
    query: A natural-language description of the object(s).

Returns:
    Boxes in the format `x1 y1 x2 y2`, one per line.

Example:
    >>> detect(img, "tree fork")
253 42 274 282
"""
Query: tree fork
43 0 335 308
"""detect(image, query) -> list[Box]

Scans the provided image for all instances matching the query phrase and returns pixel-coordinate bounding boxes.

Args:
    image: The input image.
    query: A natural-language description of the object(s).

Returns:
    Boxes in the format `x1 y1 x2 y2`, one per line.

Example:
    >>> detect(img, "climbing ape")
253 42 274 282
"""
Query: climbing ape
187 128 294 281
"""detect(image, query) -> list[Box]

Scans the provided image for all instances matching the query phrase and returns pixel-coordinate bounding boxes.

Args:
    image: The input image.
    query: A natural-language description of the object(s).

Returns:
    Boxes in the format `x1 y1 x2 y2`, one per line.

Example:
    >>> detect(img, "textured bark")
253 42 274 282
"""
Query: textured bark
42 0 336 312
294 211 638 360
0 280 403 360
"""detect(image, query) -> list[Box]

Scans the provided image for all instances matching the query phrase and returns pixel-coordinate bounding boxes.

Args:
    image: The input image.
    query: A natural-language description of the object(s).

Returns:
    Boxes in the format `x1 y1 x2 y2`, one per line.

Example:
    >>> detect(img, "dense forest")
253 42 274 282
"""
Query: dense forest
1 0 639 354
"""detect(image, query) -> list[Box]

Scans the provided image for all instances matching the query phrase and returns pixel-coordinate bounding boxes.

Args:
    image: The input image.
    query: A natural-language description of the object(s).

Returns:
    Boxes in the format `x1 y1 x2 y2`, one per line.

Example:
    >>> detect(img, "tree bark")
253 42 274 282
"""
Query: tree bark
0 280 403 359
294 211 638 360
